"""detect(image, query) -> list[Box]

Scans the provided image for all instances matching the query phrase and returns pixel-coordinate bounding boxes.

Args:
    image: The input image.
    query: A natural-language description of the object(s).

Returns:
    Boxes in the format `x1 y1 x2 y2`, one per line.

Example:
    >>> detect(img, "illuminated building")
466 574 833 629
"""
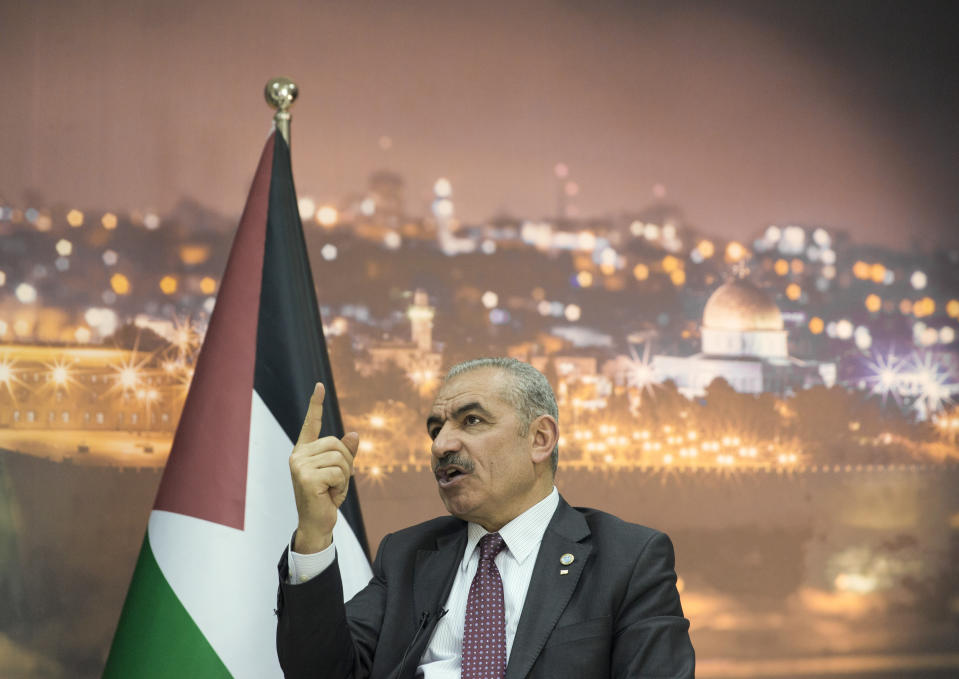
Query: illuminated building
0 344 181 433
364 289 443 384
408 288 434 352
652 278 836 397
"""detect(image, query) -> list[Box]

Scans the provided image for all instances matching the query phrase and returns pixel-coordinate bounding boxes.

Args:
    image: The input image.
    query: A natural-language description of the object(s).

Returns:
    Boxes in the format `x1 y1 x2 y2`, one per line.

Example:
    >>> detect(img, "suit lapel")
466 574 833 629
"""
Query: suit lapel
506 499 592 679
413 526 466 624
387 526 466 679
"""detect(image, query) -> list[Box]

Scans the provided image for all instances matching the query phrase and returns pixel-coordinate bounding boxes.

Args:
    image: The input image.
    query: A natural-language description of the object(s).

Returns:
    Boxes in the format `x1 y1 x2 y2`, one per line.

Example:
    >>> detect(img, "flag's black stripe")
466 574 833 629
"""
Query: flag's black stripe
254 134 370 560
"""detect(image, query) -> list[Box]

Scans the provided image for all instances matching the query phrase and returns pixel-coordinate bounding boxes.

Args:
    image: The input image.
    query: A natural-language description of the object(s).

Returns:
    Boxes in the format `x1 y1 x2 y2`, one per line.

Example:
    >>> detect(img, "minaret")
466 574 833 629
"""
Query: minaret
432 178 455 254
408 288 434 352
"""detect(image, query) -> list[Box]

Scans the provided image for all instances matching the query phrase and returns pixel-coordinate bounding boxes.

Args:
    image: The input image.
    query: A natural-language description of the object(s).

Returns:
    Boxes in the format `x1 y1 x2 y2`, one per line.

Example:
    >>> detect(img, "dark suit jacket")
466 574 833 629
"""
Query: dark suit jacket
276 497 694 678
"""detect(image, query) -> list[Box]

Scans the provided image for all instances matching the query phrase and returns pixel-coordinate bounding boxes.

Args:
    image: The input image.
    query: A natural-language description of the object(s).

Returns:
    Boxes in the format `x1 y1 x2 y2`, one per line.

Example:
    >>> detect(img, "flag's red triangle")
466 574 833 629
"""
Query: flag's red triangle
153 134 276 530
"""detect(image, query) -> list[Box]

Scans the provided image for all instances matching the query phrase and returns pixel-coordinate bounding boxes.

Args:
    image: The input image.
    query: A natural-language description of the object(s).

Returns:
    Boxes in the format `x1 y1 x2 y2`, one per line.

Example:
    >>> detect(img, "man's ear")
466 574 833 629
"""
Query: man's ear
528 414 559 465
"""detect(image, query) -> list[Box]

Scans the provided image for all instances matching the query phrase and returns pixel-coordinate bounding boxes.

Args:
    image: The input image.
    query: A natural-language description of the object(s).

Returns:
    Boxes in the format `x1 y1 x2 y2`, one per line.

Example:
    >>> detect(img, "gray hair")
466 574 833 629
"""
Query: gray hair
445 357 559 473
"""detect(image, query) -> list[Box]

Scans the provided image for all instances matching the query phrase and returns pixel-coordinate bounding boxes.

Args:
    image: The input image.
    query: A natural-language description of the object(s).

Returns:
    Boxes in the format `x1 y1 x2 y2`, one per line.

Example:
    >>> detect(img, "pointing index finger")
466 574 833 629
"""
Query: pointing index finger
297 382 326 446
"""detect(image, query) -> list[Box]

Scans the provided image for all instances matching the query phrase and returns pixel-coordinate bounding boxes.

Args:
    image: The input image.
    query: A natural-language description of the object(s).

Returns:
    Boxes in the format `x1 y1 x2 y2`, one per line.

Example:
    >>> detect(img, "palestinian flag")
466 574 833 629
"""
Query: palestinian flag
104 131 372 677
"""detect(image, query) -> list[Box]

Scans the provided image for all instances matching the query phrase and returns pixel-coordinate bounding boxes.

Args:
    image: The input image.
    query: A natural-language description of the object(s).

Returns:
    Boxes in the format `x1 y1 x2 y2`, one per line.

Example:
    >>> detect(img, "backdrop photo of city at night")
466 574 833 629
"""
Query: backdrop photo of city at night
1 1 958 678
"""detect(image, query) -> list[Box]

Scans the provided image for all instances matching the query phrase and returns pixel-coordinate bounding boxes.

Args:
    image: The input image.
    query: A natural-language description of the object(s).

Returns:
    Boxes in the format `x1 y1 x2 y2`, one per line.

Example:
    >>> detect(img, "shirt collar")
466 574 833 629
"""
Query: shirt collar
462 486 559 571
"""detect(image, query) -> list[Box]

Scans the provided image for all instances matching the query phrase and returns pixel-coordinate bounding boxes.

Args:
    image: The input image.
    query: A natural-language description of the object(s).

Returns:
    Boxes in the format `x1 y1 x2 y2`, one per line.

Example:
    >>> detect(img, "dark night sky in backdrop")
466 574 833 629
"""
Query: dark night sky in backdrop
1 0 957 249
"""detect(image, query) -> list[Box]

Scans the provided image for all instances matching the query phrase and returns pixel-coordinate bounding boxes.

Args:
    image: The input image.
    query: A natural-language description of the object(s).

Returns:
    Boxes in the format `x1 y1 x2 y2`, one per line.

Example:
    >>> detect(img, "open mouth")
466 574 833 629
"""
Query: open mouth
435 466 469 488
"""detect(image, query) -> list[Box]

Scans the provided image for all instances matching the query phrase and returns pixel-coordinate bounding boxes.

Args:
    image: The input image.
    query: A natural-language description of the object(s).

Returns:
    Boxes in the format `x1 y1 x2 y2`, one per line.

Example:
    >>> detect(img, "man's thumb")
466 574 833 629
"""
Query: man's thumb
342 431 360 456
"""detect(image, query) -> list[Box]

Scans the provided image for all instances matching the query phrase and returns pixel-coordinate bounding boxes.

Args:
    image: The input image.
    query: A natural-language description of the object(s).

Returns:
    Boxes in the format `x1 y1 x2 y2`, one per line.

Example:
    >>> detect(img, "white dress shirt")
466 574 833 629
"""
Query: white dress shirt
288 486 560 678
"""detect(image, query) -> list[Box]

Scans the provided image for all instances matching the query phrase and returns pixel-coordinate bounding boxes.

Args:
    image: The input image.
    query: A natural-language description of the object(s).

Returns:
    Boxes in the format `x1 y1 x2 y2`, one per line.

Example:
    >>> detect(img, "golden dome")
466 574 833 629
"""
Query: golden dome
702 279 783 332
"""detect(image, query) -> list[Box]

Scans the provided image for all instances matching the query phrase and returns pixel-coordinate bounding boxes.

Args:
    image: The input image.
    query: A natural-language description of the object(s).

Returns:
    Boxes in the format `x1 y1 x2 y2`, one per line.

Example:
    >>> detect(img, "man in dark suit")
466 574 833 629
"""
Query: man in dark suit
276 357 694 678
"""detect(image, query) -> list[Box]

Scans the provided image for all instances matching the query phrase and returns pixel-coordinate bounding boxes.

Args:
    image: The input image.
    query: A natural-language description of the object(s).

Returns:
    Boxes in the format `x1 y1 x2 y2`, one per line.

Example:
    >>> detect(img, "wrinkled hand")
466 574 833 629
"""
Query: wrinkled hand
289 383 360 554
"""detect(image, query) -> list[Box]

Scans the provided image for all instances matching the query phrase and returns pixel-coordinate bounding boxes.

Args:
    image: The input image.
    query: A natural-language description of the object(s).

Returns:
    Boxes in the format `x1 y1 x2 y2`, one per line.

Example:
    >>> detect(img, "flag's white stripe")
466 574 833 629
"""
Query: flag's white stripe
149 389 372 678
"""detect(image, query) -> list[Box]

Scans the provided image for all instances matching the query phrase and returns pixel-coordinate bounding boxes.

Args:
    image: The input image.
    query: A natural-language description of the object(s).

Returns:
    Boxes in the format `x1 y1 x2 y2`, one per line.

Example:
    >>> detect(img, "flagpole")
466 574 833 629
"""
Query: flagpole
265 77 298 145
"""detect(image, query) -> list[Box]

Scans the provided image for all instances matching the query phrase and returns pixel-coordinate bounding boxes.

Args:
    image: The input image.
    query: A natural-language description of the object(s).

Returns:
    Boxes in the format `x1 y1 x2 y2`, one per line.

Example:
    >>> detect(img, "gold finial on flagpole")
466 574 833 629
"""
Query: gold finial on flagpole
265 77 298 145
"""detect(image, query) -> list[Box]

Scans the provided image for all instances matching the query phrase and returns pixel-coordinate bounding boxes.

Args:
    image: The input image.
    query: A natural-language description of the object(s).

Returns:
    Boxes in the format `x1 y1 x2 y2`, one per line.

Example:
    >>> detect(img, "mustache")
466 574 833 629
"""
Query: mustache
432 453 475 473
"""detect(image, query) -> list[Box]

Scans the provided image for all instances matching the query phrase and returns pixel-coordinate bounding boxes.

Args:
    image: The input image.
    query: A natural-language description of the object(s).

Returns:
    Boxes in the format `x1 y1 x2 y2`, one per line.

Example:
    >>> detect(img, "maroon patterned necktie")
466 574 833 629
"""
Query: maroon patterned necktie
461 532 507 679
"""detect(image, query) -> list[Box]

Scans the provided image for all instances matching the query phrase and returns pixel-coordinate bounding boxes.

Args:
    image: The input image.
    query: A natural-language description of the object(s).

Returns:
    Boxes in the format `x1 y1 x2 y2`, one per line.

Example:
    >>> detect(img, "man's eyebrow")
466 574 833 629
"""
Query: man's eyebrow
425 401 492 431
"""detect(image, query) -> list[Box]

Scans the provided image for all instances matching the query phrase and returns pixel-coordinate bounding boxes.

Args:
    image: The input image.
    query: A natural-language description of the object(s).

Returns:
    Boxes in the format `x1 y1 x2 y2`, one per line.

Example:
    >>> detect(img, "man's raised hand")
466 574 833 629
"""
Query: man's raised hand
289 382 360 554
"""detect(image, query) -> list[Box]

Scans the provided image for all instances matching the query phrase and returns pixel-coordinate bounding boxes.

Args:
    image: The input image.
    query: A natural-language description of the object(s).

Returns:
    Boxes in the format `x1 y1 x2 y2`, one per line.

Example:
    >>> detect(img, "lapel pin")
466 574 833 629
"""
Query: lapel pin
560 553 575 566
560 569 569 575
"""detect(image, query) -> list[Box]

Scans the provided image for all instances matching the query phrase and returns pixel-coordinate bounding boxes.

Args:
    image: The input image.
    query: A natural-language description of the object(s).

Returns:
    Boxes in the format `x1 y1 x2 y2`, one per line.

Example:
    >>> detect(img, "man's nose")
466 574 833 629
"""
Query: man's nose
431 422 462 458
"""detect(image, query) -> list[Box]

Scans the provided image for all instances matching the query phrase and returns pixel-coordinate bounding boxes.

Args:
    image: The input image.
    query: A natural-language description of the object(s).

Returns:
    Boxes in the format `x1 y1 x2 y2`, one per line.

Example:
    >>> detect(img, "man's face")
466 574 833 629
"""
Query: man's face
426 367 543 531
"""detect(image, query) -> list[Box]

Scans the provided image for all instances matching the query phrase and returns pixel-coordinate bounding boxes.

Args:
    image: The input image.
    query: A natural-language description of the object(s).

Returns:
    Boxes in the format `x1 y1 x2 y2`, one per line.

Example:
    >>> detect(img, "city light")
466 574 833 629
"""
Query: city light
199 276 217 295
179 245 209 265
918 326 938 347
48 361 73 388
836 319 854 340
913 297 935 318
780 226 806 254
119 367 139 390
809 317 824 334
812 228 831 248
298 197 316 220
624 343 658 401
66 209 84 227
55 239 73 256
15 283 38 304
170 316 198 355
865 351 958 418
110 273 131 295
385 232 402 250
632 263 649 281
101 212 118 230
661 255 681 273
321 244 338 261
774 259 789 276
433 198 454 219
865 294 881 313
0 358 16 390
725 241 747 262
481 291 498 309
316 206 338 226
159 275 178 295
433 178 452 198
84 307 119 337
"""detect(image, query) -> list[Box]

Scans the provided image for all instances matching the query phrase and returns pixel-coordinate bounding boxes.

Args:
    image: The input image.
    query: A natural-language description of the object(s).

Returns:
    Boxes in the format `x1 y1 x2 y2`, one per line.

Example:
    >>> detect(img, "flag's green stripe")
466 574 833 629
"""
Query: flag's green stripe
103 532 231 678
